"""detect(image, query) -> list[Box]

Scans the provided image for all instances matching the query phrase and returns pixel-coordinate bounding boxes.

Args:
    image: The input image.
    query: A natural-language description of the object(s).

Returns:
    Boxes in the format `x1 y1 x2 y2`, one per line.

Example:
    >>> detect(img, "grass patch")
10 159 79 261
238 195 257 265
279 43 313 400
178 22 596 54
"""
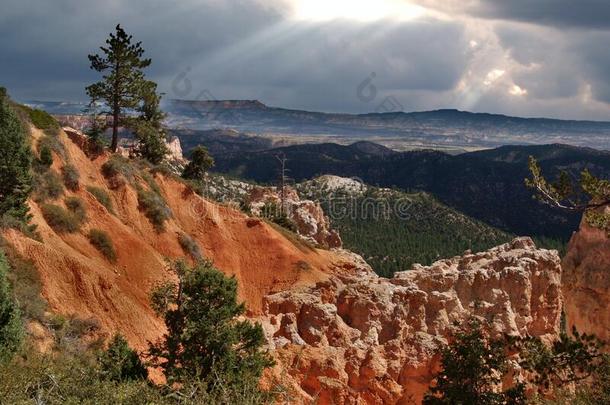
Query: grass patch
61 164 80 191
64 196 87 223
137 189 171 232
86 186 114 213
88 229 117 263
141 171 162 195
40 204 82 233
33 170 64 202
178 232 203 261
15 105 60 136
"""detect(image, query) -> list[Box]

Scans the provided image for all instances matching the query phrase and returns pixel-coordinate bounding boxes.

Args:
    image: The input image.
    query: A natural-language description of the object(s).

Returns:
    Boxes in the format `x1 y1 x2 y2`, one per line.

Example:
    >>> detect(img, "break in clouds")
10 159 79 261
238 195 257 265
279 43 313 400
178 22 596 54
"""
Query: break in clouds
2 0 610 120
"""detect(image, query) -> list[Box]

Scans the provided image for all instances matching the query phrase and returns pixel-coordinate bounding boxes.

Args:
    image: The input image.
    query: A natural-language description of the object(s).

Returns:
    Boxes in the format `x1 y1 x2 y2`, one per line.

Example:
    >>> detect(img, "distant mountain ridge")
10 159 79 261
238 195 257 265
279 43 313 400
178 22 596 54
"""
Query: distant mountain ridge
27 99 610 151
162 99 610 150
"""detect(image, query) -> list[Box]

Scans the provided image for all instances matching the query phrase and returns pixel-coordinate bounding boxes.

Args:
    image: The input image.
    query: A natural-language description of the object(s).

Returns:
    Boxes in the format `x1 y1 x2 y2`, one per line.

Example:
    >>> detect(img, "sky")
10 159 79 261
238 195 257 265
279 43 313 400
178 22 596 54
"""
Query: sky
2 0 610 120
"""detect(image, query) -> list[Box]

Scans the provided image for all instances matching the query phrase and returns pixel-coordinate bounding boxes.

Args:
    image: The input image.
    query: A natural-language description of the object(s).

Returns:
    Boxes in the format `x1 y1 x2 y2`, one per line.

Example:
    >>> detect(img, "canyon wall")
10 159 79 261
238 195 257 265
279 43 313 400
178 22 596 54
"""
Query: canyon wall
260 237 562 404
562 209 610 342
3 124 566 404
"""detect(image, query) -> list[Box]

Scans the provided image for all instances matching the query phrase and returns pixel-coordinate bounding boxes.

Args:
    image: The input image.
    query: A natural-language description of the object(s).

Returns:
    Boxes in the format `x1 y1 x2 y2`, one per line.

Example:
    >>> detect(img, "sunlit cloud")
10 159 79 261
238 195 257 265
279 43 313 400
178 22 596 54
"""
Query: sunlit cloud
483 69 505 86
290 0 427 22
509 84 527 96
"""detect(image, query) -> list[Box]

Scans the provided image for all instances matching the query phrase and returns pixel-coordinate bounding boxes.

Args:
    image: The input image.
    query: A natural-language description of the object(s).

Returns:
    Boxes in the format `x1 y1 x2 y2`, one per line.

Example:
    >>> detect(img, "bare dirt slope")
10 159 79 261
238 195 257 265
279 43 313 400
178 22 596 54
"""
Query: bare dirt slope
3 126 356 350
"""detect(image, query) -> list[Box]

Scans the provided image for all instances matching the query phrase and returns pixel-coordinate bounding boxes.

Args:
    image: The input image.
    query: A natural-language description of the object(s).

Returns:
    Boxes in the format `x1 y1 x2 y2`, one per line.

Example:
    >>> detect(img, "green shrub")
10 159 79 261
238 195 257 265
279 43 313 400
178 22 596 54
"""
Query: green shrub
99 334 147 382
62 164 80 191
141 171 162 195
88 229 117 263
178 232 202 261
101 155 136 189
86 186 114 213
101 155 135 180
133 121 168 165
137 189 171 232
38 144 53 168
149 261 275 398
40 204 81 233
0 251 23 363
64 196 87 223
423 318 526 404
0 350 279 404
182 145 214 181
33 170 64 202
38 133 65 158
0 352 160 404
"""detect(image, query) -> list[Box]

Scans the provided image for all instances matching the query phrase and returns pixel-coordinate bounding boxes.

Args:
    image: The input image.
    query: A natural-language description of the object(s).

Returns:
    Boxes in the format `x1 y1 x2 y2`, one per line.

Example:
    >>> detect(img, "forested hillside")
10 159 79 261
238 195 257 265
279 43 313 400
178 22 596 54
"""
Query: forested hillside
297 179 513 276
212 142 610 241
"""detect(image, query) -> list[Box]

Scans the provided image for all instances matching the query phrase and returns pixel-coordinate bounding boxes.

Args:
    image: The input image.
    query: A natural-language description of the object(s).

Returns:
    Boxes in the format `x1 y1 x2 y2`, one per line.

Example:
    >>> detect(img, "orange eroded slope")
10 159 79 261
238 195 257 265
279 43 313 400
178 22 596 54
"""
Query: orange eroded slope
3 127 345 350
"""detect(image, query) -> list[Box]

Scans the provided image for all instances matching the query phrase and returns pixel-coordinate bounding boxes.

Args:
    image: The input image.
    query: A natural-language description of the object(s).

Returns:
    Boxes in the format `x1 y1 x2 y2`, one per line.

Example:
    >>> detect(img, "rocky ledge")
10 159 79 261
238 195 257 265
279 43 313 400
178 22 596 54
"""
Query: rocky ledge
259 237 562 404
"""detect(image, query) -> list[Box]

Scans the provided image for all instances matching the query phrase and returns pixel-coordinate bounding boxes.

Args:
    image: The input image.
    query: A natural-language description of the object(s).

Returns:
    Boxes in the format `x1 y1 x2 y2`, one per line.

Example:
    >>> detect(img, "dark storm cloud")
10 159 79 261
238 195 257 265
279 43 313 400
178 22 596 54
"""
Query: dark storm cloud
0 0 468 114
416 0 610 30
2 0 610 119
575 31 610 104
0 0 285 100
474 0 610 30
177 19 468 112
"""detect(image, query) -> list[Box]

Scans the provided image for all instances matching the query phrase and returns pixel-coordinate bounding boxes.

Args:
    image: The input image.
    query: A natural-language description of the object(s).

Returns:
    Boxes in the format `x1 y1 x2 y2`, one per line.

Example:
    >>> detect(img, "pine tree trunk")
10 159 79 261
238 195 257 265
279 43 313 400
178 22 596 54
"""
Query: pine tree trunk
111 106 119 153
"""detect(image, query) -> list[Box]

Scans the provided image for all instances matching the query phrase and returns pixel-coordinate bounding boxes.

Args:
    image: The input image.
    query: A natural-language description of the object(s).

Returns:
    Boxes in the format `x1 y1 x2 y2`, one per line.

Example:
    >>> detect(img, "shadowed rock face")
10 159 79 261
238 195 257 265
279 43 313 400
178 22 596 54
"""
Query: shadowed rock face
563 208 610 343
259 238 562 404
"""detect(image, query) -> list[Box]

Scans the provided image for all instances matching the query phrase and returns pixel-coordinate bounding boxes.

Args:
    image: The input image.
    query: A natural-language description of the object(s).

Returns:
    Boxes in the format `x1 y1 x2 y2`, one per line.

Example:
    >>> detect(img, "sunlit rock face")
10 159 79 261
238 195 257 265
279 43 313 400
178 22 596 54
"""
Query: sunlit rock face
260 238 562 404
563 209 610 343
246 186 342 248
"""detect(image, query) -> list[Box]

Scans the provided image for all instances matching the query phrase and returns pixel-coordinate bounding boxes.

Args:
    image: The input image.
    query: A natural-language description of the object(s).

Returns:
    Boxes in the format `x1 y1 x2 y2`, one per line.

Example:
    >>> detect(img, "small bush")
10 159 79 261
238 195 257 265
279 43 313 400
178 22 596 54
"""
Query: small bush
178 232 203 261
33 170 64 202
101 156 136 189
86 186 114 213
65 196 87 223
62 164 80 191
40 204 81 233
101 155 135 180
137 189 171 232
141 171 162 195
99 334 147 382
38 134 65 158
88 229 117 263
38 145 53 168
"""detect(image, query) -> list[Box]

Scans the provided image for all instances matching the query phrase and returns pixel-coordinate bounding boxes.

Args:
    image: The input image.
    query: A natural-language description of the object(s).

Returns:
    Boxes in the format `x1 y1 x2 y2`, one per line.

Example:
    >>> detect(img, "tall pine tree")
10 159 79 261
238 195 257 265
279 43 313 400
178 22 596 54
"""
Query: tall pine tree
86 25 151 152
0 88 32 225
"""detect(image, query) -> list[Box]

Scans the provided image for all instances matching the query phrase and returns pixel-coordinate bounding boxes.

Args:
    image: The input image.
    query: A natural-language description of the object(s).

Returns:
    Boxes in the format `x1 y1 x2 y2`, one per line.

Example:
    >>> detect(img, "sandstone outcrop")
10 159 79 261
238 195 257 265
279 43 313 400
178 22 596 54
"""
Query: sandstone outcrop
562 208 610 342
247 186 342 248
260 237 562 404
